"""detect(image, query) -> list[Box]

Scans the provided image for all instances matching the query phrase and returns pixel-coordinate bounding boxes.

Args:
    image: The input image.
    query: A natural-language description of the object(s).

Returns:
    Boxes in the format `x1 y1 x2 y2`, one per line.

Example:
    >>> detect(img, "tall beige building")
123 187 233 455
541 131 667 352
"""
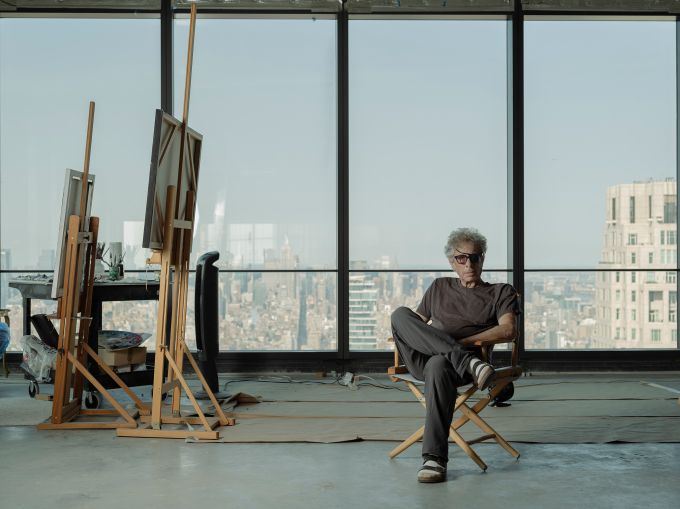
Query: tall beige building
595 179 677 348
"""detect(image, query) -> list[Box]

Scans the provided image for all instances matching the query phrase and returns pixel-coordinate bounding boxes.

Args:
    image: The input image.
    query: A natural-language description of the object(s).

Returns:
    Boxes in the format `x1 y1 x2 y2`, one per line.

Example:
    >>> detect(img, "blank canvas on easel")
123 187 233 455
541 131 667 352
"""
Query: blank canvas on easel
51 169 95 299
142 109 202 250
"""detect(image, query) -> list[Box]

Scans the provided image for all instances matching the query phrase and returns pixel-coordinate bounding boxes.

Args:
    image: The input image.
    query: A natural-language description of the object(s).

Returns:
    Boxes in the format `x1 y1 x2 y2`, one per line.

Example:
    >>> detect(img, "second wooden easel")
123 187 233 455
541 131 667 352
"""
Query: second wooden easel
38 102 149 430
118 4 234 440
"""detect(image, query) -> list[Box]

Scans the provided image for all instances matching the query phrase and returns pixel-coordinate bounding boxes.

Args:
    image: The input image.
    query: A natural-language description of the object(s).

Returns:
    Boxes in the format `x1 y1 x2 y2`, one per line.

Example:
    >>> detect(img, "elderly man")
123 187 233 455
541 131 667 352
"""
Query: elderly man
391 227 519 483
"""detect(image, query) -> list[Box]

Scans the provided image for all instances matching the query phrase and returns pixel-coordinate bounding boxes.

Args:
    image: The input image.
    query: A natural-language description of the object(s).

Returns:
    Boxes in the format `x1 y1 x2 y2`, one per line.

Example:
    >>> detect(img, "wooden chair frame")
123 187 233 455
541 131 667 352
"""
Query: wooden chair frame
387 334 522 471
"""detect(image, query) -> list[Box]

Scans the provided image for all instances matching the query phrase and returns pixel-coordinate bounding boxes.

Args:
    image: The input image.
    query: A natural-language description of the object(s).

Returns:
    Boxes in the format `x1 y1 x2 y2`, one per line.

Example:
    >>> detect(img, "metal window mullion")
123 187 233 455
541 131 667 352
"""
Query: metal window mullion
160 0 172 113
510 5 525 359
338 10 349 362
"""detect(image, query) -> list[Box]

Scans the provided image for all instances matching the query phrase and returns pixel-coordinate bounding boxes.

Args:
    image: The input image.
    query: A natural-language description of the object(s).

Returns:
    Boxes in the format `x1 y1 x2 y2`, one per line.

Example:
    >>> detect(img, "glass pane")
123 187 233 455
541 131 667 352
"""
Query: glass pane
2 273 58 352
101 298 160 352
349 19 509 270
525 21 676 269
2 272 161 353
0 18 160 271
350 271 510 351
525 271 677 349
174 18 337 270
213 271 337 351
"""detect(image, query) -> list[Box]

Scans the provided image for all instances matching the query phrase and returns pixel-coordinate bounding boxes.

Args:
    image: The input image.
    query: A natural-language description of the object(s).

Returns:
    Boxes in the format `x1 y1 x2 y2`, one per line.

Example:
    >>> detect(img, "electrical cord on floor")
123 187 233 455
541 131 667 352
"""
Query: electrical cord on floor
222 374 343 392
222 373 410 393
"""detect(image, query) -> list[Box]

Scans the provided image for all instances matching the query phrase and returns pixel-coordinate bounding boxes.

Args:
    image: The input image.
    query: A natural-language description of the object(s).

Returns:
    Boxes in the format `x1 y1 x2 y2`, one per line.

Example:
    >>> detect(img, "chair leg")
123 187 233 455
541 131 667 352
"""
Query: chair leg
448 426 487 471
459 403 520 459
389 425 424 459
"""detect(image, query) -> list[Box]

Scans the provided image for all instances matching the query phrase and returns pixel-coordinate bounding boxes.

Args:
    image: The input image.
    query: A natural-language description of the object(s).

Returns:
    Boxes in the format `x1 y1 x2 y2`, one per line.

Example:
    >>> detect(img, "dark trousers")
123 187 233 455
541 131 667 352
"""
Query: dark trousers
391 306 476 461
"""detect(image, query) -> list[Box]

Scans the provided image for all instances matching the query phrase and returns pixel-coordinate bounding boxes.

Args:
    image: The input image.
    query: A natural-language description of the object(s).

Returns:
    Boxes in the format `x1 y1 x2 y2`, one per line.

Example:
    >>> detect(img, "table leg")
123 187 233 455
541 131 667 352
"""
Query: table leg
22 297 31 335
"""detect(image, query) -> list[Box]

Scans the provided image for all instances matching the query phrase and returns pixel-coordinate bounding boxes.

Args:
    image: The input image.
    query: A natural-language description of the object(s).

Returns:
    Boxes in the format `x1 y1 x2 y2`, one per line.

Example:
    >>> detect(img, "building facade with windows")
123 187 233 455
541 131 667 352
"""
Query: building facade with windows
596 179 677 348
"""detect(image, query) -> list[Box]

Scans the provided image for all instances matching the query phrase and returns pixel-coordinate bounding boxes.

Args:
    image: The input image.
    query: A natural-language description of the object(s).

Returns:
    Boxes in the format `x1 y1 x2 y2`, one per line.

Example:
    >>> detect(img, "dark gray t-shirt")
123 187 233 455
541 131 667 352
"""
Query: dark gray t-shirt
416 277 519 340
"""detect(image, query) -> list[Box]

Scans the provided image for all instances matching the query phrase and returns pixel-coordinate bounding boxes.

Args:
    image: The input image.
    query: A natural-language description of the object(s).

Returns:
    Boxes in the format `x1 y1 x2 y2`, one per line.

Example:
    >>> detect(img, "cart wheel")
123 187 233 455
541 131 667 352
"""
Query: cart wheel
84 392 100 409
28 381 39 398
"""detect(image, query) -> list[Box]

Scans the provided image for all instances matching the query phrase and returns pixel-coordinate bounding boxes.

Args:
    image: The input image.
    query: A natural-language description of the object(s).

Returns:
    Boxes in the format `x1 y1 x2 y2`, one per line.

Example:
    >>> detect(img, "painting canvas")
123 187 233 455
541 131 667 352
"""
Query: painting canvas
51 169 96 299
143 109 202 250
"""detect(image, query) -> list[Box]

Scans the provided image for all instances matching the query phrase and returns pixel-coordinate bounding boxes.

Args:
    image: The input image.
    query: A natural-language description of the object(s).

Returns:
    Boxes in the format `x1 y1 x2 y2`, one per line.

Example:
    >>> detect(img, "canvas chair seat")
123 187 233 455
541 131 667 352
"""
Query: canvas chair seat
387 331 523 472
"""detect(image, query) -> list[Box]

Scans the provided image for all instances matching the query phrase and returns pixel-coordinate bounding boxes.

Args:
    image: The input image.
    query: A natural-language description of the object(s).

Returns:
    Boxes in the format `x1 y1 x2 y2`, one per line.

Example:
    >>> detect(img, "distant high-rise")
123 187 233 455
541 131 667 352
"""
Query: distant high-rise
227 223 275 268
595 179 677 348
297 284 308 349
123 221 145 269
348 273 378 350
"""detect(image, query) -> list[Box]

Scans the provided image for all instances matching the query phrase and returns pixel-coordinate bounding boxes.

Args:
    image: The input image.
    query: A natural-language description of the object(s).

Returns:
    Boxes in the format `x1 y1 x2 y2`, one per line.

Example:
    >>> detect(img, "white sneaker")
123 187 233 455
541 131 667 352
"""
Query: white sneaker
469 358 495 391
417 460 447 483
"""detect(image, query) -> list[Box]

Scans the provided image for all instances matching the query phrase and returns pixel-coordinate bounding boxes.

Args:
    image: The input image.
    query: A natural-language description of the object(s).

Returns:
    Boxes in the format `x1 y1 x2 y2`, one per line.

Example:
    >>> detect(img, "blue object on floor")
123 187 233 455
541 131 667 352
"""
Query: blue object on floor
0 322 10 356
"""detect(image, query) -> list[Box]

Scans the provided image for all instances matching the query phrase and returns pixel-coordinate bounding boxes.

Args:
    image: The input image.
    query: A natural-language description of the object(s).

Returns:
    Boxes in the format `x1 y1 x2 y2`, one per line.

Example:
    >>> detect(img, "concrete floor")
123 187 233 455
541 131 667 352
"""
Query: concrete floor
2 375 679 509
1 427 678 508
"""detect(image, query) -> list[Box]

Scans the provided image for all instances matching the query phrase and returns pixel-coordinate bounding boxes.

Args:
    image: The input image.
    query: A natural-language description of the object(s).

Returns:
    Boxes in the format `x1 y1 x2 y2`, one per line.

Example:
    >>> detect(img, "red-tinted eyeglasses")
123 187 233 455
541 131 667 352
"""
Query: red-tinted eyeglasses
453 250 484 265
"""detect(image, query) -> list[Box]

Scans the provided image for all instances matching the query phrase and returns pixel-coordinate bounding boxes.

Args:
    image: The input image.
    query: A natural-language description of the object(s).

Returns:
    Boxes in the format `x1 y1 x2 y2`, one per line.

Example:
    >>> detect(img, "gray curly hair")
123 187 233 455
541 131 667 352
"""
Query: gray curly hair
444 228 487 263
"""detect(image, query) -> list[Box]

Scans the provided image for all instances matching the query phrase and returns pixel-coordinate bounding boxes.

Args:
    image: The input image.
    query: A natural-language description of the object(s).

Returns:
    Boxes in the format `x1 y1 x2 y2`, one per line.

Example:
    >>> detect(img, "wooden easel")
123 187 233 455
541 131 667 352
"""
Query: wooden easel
118 4 234 440
38 102 149 430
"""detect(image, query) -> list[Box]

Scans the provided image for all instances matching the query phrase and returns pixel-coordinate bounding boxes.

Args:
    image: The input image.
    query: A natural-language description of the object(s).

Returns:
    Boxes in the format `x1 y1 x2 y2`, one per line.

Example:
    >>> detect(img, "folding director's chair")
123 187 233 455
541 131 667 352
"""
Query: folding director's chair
387 332 522 471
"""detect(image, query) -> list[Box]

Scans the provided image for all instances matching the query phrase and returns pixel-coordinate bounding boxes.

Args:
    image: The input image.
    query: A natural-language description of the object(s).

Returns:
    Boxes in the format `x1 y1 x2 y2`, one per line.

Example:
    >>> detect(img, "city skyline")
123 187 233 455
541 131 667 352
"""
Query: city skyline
4 170 679 352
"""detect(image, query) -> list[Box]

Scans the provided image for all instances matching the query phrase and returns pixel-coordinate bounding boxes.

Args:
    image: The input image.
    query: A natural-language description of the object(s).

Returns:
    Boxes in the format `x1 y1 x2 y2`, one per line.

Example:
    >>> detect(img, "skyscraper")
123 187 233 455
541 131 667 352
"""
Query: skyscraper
595 179 677 348
348 272 378 350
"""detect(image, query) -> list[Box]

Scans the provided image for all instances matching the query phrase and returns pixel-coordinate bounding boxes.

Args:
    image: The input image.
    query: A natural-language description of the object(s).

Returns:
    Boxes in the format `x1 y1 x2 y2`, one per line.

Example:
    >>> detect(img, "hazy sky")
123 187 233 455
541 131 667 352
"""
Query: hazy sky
0 16 676 274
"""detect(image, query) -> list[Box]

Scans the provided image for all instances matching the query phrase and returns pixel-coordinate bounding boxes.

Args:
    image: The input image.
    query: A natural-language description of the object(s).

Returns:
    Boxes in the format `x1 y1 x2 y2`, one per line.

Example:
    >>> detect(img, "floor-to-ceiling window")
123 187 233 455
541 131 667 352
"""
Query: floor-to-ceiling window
1 6 678 366
173 15 338 351
348 17 510 350
524 18 677 350
0 15 160 350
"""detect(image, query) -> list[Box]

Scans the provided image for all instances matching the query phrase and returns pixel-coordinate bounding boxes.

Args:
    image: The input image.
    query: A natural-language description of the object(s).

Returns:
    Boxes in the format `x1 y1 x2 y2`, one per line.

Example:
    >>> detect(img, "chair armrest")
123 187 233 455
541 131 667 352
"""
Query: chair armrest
458 336 515 348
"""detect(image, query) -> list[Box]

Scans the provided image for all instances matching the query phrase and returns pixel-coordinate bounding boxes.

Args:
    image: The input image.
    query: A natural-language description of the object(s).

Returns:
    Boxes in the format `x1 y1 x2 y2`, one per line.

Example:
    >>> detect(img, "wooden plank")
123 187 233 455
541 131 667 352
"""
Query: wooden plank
406 382 426 407
466 434 496 445
171 245 188 416
180 341 234 427
117 427 218 440
79 101 95 221
59 399 82 424
150 186 177 429
73 216 98 401
147 251 161 264
164 349 213 431
448 427 487 471
82 342 148 412
458 403 520 458
68 352 137 426
173 2 196 216
182 3 197 125
51 215 81 423
171 186 196 417
80 409 134 416
388 425 424 459
139 415 219 426
160 379 180 395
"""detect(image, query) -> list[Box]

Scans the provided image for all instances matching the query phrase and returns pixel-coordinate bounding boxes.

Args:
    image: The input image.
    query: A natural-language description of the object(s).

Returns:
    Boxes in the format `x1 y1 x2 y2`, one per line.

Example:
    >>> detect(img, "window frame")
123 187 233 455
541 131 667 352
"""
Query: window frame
1 5 680 371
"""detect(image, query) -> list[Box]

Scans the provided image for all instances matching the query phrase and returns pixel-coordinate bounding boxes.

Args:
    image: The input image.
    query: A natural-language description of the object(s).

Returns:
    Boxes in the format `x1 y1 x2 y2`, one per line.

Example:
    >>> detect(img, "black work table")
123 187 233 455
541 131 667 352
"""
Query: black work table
9 277 161 390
